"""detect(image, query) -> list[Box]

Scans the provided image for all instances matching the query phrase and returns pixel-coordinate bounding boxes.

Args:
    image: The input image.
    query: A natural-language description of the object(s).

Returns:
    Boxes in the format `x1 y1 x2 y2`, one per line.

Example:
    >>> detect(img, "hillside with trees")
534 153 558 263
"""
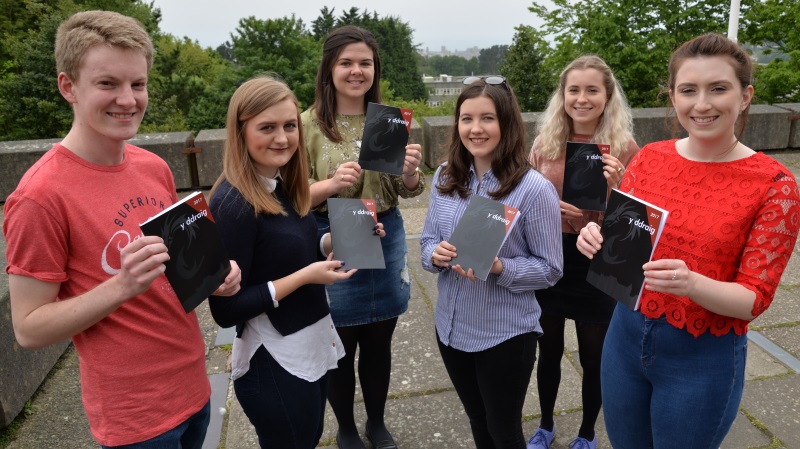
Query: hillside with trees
0 0 797 141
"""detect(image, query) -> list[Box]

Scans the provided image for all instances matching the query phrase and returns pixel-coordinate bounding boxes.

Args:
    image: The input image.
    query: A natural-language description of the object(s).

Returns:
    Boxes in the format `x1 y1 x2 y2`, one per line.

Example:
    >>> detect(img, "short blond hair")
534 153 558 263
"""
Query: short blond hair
55 10 154 81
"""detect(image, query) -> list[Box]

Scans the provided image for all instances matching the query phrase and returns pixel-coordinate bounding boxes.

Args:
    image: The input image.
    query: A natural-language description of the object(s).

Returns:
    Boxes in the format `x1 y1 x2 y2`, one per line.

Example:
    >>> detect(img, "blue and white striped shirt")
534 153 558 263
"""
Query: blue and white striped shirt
420 164 563 352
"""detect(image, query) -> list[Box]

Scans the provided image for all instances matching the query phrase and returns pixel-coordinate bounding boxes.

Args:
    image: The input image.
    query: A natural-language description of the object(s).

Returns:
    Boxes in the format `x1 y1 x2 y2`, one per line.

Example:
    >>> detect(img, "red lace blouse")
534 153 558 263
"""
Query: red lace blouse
621 140 800 337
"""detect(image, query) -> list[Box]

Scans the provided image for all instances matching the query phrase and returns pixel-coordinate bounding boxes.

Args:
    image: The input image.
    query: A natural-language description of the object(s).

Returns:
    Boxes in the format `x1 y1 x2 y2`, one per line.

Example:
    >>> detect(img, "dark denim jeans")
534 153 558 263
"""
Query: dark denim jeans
437 331 537 449
101 400 210 449
234 345 329 449
601 303 747 449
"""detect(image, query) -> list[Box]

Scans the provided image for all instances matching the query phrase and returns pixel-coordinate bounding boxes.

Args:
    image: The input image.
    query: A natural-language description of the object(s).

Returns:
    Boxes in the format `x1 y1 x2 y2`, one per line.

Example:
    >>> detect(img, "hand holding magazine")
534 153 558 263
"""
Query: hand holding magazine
448 195 521 281
585 189 669 310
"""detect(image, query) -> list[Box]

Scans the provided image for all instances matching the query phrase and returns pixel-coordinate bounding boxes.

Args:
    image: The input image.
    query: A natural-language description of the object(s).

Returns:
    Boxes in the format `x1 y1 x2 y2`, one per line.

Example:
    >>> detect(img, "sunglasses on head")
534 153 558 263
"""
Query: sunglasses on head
462 75 508 90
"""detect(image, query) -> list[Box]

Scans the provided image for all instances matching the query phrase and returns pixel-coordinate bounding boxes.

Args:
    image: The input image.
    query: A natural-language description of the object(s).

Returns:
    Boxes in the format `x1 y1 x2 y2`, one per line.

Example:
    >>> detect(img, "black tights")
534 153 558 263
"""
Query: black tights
536 314 609 441
328 317 398 434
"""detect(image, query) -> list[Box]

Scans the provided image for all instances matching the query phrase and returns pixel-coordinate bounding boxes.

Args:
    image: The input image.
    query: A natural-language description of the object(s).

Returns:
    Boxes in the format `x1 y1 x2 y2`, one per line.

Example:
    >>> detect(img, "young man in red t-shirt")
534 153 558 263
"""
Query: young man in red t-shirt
3 10 240 448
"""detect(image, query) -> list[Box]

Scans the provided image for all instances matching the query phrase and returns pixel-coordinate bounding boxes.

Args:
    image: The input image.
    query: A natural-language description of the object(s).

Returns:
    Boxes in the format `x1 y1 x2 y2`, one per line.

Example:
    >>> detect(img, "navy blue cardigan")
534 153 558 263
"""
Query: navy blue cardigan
208 179 329 337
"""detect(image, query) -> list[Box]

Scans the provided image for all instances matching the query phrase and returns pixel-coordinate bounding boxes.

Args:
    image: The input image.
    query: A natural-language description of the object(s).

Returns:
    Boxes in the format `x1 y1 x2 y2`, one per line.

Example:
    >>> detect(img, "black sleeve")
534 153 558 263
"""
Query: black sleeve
208 187 275 328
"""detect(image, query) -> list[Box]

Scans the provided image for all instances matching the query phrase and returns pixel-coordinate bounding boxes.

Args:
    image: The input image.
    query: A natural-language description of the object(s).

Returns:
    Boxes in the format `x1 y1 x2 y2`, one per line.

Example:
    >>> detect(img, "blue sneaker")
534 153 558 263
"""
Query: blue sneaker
527 425 555 449
567 435 597 449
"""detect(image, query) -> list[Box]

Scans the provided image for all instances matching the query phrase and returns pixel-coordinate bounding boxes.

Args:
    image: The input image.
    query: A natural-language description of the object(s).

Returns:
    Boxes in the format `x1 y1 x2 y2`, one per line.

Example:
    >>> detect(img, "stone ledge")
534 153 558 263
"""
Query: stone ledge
421 106 794 169
777 103 800 149
0 138 59 202
1 133 195 202
128 132 195 190
0 289 70 428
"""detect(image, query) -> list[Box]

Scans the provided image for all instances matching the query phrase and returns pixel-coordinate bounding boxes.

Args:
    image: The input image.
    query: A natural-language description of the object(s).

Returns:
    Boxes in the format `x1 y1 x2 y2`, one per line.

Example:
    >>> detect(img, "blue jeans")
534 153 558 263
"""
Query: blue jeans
234 345 329 449
601 303 746 449
101 400 210 449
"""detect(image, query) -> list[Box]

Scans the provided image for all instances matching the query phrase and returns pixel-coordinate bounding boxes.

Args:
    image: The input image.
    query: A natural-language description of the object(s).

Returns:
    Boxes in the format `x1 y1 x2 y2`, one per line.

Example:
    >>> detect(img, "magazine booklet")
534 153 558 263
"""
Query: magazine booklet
586 189 669 310
448 195 521 281
139 191 231 313
562 141 611 211
327 198 386 269
358 102 413 175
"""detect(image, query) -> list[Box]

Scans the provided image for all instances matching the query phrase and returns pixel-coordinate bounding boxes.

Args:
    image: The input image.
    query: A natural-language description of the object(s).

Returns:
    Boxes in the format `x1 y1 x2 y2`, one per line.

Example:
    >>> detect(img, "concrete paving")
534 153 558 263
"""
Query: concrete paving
3 152 800 448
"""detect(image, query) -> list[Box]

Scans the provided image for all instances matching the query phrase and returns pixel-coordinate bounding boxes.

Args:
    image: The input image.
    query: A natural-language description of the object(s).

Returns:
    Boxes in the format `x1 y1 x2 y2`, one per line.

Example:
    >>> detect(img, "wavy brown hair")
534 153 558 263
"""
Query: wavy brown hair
211 75 310 217
310 25 382 143
437 79 531 200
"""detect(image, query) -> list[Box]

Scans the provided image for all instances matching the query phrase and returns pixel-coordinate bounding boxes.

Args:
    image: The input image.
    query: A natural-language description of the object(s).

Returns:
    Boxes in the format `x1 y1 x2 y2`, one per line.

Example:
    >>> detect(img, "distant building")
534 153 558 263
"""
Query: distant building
418 45 480 60
422 74 469 107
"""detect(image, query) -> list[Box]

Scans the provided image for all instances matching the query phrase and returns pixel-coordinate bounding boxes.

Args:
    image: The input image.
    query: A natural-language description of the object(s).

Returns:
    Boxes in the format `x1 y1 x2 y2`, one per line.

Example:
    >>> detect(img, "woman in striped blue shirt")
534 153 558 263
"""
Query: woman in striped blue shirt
420 76 564 448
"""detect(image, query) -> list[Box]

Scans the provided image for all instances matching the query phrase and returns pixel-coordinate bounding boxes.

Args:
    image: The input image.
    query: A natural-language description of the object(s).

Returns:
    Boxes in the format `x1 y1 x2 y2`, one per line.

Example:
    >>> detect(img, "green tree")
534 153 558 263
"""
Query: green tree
229 15 321 108
215 41 235 63
500 26 555 112
381 79 455 124
0 1 73 140
0 0 170 140
425 55 472 76
478 45 509 75
333 9 426 101
740 0 800 104
527 0 748 107
370 15 426 100
185 67 240 131
338 6 361 25
142 35 235 133
311 6 336 40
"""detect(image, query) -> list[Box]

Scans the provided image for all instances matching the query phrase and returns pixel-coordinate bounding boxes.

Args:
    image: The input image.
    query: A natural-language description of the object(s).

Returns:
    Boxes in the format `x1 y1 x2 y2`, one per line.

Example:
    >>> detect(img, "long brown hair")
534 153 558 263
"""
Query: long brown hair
437 79 530 200
311 25 382 143
211 75 311 216
667 33 754 138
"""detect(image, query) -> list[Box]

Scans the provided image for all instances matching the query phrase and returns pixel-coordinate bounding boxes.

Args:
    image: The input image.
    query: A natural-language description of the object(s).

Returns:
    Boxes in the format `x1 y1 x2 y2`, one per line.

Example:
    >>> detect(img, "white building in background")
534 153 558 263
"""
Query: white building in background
422 74 470 107
418 46 480 60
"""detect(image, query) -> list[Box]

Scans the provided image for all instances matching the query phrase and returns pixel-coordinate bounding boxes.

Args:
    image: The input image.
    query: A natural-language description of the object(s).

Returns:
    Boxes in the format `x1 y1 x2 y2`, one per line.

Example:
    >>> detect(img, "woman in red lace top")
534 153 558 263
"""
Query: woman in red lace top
577 33 800 448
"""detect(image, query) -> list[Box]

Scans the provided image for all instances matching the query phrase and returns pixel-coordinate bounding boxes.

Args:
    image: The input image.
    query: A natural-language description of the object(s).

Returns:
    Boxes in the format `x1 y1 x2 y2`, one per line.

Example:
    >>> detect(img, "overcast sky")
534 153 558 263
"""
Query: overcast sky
152 0 546 52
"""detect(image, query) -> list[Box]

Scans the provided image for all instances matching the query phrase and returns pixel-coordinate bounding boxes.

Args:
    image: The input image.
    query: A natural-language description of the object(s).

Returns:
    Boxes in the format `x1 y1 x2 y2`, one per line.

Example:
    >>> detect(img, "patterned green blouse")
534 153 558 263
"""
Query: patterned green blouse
301 109 425 213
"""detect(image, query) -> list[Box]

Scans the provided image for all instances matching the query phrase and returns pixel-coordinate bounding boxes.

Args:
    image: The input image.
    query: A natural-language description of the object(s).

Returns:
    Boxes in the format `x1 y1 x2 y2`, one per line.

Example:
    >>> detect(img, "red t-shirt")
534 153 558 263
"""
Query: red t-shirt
4 144 210 446
622 140 800 337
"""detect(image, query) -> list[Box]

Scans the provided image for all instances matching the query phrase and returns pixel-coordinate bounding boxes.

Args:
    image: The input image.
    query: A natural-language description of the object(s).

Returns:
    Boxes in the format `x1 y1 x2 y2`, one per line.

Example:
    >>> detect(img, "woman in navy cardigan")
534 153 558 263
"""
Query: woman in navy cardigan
208 76 382 448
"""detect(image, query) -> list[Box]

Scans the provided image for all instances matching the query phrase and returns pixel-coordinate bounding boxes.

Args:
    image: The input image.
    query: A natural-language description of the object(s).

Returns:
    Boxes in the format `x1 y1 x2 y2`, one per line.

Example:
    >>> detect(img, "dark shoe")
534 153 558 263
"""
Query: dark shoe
365 420 397 449
337 428 367 449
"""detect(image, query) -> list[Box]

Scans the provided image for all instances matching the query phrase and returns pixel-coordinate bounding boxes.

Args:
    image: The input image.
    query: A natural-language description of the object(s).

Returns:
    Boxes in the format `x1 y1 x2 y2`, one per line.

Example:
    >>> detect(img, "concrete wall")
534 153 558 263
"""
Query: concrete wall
776 103 800 149
128 132 196 190
0 138 61 202
2 108 796 198
421 105 794 169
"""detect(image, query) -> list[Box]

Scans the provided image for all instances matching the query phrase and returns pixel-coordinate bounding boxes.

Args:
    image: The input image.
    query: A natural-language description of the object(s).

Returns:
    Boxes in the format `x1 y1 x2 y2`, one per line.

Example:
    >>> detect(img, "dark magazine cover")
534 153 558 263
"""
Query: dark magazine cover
586 189 668 310
358 102 412 175
140 191 231 313
562 141 611 211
